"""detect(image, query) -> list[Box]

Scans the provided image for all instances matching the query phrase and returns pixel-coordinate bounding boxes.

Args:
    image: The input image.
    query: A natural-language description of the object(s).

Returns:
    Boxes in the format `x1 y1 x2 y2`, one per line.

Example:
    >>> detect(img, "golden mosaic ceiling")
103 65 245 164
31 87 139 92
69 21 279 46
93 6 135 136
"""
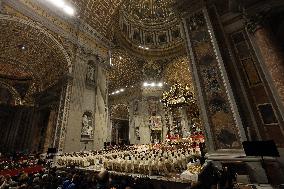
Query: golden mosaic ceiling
70 0 122 37
108 49 143 92
116 0 183 57
122 0 176 26
0 62 32 80
0 17 69 92
109 51 194 99
70 0 177 37
163 56 194 90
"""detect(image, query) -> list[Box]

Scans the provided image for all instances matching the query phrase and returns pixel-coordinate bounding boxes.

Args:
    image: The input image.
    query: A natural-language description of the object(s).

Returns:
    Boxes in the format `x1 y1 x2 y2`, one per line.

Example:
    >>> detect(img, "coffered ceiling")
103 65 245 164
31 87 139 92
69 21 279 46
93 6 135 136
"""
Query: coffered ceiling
0 16 70 94
70 0 123 37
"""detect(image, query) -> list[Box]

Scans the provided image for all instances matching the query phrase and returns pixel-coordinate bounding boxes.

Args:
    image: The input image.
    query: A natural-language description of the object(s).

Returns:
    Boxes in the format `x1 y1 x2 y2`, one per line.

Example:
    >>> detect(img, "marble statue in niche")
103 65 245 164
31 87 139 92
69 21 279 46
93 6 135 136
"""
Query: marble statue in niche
147 97 159 116
86 63 96 85
81 111 93 140
135 126 140 140
133 100 139 115
149 116 162 131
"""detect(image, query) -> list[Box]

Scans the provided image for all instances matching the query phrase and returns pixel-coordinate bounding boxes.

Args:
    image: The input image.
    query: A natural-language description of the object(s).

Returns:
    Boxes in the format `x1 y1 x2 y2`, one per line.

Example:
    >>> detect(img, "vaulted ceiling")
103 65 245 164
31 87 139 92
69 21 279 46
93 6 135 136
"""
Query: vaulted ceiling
0 16 70 96
70 0 123 37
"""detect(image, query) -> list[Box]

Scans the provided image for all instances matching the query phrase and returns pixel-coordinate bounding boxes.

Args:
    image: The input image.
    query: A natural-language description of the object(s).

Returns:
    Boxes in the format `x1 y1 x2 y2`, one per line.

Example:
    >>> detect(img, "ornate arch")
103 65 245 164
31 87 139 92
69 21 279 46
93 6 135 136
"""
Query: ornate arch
0 14 72 74
0 81 21 105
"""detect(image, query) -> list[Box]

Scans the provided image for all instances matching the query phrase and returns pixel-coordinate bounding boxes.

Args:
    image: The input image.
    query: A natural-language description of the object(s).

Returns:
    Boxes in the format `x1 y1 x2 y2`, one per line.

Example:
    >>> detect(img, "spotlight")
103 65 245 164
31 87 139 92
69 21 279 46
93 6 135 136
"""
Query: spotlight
45 0 75 16
143 82 148 87
138 45 149 50
47 0 65 8
120 88 125 92
150 82 155 87
158 82 163 87
20 45 26 50
119 56 122 60
63 6 75 15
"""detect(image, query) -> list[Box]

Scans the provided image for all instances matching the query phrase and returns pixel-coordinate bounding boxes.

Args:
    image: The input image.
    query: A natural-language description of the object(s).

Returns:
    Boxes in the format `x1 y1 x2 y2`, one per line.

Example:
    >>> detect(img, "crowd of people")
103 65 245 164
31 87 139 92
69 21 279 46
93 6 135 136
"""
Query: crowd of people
0 166 135 189
0 155 40 171
0 165 194 189
56 144 201 176
0 145 241 189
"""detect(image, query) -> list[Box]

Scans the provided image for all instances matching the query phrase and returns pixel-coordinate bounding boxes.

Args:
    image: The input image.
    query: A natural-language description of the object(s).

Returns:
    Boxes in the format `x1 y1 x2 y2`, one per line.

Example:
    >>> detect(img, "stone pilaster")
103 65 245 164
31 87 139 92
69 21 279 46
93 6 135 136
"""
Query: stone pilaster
181 7 246 152
253 26 284 113
244 10 284 147
53 76 72 152
43 108 58 153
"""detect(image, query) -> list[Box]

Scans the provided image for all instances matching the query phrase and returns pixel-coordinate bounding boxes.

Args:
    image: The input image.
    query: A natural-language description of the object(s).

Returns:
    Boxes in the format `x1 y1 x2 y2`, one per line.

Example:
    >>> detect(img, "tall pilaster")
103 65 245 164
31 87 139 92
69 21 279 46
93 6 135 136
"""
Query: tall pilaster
53 76 72 152
242 10 284 147
43 107 58 153
179 3 247 152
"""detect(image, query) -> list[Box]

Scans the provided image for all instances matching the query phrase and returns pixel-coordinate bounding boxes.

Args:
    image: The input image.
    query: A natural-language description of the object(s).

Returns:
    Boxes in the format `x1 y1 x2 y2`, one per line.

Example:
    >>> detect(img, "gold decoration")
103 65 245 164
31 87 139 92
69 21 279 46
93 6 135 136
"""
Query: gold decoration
187 165 203 174
122 0 176 25
163 56 194 90
70 0 123 37
108 49 143 92
0 17 69 93
161 83 195 108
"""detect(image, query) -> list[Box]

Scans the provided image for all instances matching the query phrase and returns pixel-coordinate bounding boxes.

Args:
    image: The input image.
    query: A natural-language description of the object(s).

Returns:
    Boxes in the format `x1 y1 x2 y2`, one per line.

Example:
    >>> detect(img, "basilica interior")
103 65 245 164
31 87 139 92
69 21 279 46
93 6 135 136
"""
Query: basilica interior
0 0 284 188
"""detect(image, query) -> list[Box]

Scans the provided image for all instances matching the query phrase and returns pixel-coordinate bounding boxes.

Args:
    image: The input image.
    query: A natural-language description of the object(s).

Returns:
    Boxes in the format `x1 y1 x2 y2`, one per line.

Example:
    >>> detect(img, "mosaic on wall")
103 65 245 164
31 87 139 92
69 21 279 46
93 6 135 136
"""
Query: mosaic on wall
185 10 241 149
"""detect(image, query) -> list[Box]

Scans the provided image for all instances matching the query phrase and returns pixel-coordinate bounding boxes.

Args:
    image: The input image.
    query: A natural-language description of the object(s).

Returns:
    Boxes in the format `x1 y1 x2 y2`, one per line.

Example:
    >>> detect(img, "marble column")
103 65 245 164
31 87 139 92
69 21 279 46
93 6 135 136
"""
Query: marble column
180 7 247 152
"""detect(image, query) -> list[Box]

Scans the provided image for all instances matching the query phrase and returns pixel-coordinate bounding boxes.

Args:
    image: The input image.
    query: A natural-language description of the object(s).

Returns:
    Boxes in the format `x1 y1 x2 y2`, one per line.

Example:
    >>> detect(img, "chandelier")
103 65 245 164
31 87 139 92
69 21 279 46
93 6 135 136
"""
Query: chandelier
161 83 195 108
